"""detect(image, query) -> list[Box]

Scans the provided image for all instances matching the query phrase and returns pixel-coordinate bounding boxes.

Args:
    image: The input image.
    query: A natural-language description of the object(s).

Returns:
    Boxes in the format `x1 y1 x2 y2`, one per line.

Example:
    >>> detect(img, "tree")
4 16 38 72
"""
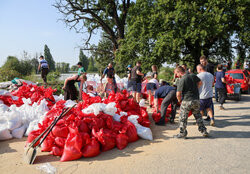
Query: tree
117 0 250 71
79 50 89 71
87 57 98 72
54 0 131 56
71 65 78 71
56 62 70 73
44 44 56 71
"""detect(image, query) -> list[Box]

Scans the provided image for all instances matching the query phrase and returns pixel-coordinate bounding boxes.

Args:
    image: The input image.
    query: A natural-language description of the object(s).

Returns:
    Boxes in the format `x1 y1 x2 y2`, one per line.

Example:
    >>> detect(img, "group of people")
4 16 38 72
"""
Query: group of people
38 54 232 139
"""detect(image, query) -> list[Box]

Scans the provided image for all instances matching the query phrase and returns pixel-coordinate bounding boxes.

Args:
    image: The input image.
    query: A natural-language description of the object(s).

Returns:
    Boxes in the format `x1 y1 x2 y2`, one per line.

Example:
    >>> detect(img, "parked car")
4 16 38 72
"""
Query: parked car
225 69 249 93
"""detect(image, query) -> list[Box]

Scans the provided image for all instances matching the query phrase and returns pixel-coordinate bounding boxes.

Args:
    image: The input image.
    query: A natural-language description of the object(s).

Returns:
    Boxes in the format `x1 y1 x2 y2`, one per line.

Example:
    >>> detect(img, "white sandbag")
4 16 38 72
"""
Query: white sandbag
25 120 39 136
7 111 22 131
128 115 153 141
139 99 145 107
53 94 64 102
64 100 77 107
103 102 117 116
82 103 106 116
0 104 9 112
12 124 27 139
113 114 122 122
0 125 13 140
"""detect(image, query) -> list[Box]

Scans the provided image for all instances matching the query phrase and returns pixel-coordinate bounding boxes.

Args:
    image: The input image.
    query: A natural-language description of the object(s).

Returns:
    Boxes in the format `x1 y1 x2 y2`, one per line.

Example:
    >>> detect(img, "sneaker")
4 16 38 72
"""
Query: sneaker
219 106 225 110
204 116 211 121
210 120 215 126
173 130 188 139
155 120 165 126
202 130 209 137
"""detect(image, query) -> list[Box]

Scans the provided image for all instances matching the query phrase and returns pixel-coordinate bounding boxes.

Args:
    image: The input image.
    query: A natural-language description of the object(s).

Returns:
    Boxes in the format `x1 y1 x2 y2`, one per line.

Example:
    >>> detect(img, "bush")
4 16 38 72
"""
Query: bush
0 68 22 82
47 71 61 82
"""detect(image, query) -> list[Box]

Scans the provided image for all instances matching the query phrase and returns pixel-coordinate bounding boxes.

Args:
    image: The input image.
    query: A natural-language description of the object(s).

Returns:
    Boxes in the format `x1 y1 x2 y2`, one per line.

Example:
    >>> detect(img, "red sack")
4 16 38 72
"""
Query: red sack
92 129 116 152
125 121 139 143
78 120 90 133
27 130 41 147
60 132 83 162
80 132 91 146
52 125 69 138
152 112 161 122
50 146 64 156
82 138 100 158
41 136 54 152
116 134 128 150
54 137 66 148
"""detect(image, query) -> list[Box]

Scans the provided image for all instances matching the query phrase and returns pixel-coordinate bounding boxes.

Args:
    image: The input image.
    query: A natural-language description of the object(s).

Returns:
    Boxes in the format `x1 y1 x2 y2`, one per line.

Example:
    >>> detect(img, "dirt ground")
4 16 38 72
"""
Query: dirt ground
1 95 250 174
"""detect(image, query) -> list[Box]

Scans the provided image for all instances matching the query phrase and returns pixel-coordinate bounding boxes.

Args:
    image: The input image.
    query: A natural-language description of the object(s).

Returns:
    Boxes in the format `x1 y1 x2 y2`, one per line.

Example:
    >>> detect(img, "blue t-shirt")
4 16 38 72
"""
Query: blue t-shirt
40 59 48 68
154 85 175 98
215 71 225 89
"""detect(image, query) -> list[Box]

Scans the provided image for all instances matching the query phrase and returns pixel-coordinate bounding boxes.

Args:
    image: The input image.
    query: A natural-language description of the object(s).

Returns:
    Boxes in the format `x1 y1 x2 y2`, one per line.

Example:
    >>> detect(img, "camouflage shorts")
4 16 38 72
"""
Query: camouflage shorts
179 100 206 133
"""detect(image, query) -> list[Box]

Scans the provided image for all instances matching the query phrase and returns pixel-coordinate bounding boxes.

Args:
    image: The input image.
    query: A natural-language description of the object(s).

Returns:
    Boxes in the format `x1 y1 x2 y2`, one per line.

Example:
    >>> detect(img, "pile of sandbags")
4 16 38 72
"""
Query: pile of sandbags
27 91 152 162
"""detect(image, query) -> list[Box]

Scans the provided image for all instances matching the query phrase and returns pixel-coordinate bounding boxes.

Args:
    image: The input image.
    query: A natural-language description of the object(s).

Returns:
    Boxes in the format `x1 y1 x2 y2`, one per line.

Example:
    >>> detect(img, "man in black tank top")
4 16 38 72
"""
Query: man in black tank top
131 61 144 103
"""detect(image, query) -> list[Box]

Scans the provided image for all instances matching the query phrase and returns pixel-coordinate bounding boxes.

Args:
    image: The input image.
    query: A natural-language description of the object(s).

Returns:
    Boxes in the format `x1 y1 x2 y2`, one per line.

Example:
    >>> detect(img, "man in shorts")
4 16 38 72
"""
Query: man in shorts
131 61 144 103
174 66 208 138
197 64 215 126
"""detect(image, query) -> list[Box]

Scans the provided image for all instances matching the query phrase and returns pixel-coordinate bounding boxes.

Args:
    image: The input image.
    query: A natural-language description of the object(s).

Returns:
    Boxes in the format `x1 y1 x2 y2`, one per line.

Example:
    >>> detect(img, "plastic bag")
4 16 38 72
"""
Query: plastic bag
116 133 128 150
12 124 26 139
60 131 83 162
0 126 13 140
82 137 100 158
36 163 56 174
41 136 54 152
50 146 63 156
54 137 66 148
27 129 41 147
125 121 138 143
52 125 69 138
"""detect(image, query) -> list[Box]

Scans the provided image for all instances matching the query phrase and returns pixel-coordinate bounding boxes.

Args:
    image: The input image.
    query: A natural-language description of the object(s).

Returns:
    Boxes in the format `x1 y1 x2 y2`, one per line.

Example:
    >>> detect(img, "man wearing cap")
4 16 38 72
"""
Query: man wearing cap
38 55 49 86
127 65 132 91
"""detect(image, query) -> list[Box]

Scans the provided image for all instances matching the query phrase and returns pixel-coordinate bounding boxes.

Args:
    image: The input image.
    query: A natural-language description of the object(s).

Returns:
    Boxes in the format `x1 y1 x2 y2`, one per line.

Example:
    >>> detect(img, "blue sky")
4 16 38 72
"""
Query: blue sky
0 0 100 67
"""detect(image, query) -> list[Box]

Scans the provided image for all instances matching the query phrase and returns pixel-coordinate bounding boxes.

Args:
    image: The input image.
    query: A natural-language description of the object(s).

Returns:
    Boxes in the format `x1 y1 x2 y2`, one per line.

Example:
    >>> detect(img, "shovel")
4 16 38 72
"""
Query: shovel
24 104 76 164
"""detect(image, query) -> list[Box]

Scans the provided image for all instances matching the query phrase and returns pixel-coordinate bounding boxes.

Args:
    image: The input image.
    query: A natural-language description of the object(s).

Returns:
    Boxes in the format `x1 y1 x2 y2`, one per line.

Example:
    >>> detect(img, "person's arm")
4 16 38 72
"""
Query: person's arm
154 98 159 113
197 81 203 89
79 80 84 100
176 91 182 103
221 77 226 83
47 64 49 70
136 70 144 76
38 63 41 71
154 73 158 79
101 68 107 82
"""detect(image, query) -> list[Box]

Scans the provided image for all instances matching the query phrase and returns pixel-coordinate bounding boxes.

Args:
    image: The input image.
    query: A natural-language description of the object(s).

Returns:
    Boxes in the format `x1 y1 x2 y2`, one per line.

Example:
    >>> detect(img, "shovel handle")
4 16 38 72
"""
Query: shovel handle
38 104 76 147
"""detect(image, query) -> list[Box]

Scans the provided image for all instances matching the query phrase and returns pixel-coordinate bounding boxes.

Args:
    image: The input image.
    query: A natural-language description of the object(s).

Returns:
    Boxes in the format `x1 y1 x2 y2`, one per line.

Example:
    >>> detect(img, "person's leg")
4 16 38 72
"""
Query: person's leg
215 87 218 102
156 94 171 124
170 96 178 123
113 78 117 93
136 82 141 103
207 107 214 126
218 88 226 109
191 100 208 136
147 90 152 104
174 101 190 138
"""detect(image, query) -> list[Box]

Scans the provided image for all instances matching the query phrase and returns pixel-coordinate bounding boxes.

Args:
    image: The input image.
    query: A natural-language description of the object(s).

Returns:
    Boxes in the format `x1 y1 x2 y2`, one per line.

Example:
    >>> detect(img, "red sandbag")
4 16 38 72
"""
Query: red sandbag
60 132 83 162
78 120 90 133
27 130 41 147
92 129 116 152
116 134 128 150
125 121 139 143
152 112 161 122
50 146 64 156
80 132 91 146
52 125 69 138
82 138 100 158
54 137 66 148
41 136 54 152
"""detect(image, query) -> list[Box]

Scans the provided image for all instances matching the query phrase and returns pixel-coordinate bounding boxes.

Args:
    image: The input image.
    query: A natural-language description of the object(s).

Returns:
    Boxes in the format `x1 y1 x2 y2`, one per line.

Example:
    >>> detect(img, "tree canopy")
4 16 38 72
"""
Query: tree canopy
79 50 89 71
117 0 249 70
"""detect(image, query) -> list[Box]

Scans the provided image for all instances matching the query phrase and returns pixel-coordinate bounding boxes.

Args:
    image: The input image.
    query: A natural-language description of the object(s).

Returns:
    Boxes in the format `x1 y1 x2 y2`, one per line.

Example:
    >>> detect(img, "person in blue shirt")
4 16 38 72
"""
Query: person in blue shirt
154 82 178 125
101 63 117 93
38 56 49 86
215 64 227 110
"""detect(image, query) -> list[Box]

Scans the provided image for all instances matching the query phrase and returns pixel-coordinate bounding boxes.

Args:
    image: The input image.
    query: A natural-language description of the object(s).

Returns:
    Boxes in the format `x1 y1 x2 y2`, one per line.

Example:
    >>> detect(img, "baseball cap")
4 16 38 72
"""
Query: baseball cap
127 65 132 68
